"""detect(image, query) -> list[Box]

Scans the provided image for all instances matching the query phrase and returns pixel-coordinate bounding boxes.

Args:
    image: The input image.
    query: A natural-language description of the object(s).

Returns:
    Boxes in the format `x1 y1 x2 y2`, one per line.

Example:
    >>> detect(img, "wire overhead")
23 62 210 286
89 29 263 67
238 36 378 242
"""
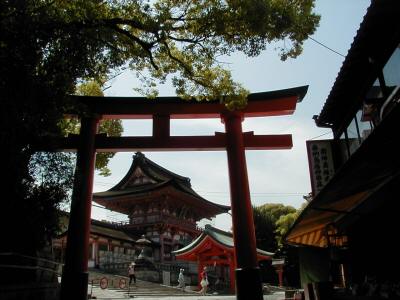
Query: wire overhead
309 37 346 58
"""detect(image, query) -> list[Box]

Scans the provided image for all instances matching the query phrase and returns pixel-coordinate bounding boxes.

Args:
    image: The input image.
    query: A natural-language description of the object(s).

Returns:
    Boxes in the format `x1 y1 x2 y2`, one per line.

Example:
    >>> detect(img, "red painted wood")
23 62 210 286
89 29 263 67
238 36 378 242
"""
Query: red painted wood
52 133 292 152
60 116 99 300
223 112 258 268
153 114 170 138
229 257 236 292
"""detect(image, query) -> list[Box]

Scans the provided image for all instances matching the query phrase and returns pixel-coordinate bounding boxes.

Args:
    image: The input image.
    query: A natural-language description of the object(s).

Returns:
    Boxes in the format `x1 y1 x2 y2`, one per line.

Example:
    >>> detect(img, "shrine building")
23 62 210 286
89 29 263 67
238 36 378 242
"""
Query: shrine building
173 224 274 293
92 152 230 263
53 214 136 270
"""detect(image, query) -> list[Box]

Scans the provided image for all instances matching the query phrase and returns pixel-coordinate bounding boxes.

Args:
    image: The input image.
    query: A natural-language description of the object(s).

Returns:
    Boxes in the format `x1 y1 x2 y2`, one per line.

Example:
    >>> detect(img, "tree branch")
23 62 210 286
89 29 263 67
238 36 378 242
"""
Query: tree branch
161 41 207 88
107 25 159 70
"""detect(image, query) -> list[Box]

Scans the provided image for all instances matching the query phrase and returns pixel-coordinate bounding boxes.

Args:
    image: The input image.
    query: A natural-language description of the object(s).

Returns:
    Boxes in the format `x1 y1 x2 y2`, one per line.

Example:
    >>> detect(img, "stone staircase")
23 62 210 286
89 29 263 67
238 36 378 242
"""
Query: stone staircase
88 270 199 298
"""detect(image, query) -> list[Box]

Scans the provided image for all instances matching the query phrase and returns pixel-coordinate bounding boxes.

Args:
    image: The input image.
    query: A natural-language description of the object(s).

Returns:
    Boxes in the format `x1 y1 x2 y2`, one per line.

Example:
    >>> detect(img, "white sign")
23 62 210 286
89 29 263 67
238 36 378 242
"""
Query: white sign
306 140 336 196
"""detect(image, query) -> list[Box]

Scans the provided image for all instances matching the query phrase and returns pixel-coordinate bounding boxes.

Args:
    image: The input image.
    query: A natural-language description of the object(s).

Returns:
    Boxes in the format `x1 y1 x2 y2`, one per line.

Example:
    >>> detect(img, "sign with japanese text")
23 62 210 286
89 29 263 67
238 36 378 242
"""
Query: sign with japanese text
306 140 336 196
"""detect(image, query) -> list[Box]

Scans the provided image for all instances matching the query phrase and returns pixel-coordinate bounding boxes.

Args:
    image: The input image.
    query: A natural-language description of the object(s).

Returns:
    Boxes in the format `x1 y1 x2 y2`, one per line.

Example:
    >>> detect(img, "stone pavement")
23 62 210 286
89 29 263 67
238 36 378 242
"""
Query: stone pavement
87 270 285 299
88 280 285 300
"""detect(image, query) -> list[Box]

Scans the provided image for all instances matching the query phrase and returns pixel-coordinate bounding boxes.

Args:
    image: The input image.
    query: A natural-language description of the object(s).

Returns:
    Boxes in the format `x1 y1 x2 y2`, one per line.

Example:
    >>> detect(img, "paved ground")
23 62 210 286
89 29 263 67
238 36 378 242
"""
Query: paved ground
87 271 285 299
88 279 285 299
89 285 285 299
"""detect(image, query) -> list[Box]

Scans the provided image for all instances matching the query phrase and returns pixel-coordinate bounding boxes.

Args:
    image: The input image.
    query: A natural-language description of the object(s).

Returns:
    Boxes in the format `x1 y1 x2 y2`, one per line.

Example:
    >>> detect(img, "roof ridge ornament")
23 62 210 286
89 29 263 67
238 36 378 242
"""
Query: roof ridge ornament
134 151 145 158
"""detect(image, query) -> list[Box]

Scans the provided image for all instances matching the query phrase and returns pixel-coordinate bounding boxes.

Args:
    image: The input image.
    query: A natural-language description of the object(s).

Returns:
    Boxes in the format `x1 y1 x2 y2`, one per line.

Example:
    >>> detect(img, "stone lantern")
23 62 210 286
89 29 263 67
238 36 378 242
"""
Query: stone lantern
136 235 152 260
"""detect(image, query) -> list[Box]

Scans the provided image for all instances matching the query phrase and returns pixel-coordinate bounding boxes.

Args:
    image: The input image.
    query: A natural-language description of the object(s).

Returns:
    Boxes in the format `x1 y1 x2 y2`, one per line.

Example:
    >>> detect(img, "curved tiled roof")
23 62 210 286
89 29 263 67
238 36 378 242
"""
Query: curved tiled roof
58 213 135 243
90 223 135 242
173 224 274 257
93 152 230 213
110 152 191 190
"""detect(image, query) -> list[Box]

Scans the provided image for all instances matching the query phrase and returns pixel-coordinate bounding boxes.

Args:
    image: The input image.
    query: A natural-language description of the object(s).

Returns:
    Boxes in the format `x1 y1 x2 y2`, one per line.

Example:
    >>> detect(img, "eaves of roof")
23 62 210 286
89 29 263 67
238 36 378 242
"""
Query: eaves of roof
173 225 273 257
90 224 135 243
109 152 191 192
316 1 400 133
93 179 230 212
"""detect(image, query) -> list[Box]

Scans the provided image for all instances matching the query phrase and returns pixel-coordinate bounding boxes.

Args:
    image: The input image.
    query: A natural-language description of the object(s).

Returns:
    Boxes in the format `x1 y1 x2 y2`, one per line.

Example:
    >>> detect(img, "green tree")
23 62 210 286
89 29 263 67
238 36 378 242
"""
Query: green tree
253 205 277 252
275 202 307 247
274 202 307 287
61 81 124 176
253 203 297 285
253 203 297 252
0 0 319 254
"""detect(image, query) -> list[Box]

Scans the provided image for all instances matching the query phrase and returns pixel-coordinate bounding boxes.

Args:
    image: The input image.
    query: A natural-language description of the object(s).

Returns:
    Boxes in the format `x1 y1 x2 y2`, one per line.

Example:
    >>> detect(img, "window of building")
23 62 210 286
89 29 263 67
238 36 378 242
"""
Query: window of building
380 44 400 119
383 45 400 88
88 244 93 258
332 47 400 164
346 117 360 155
98 244 108 251
338 131 349 163
356 109 373 142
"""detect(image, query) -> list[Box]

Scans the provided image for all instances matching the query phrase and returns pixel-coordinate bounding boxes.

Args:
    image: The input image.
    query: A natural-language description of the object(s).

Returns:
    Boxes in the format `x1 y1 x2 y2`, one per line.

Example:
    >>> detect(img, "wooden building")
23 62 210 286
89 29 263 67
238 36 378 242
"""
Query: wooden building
286 1 400 299
53 216 136 269
93 152 230 263
173 225 273 293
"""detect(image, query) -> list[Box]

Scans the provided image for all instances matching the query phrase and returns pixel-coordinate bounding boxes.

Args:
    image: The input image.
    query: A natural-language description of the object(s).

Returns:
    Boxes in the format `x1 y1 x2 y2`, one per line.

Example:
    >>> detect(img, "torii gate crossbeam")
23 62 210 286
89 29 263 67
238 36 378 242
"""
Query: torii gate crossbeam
58 86 308 300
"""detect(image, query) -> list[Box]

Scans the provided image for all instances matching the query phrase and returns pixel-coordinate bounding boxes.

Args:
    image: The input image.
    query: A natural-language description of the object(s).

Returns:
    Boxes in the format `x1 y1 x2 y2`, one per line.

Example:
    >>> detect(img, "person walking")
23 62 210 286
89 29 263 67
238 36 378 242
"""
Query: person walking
178 268 185 291
199 266 209 295
128 262 136 285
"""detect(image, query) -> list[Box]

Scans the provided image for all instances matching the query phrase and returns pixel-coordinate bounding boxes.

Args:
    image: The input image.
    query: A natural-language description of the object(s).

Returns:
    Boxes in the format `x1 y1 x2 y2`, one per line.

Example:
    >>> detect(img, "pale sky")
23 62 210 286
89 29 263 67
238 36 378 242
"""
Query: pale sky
91 1 371 231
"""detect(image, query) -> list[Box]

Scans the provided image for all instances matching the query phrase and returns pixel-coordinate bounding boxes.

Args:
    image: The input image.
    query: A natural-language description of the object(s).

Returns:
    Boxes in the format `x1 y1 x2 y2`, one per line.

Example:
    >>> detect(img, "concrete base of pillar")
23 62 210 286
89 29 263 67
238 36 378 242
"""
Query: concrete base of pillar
60 268 88 300
235 267 263 300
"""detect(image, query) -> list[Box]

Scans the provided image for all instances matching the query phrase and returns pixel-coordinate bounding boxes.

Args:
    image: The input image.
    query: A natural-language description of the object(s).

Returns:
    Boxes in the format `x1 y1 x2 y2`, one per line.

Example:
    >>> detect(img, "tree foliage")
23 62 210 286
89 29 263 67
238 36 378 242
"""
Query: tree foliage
275 202 307 247
253 203 298 285
60 81 124 176
253 203 297 252
0 0 319 253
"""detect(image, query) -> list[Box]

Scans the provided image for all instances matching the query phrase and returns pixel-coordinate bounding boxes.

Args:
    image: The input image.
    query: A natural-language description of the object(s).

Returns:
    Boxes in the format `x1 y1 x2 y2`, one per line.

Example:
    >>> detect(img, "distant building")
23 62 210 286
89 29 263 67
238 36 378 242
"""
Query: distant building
286 1 400 298
53 214 136 269
92 152 230 263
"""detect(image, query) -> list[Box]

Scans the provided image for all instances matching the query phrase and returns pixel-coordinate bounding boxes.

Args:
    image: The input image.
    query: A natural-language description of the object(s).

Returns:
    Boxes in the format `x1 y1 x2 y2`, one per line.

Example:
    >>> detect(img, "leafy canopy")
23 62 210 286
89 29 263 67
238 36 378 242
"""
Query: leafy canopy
253 203 297 252
60 81 124 176
0 0 319 253
2 0 319 108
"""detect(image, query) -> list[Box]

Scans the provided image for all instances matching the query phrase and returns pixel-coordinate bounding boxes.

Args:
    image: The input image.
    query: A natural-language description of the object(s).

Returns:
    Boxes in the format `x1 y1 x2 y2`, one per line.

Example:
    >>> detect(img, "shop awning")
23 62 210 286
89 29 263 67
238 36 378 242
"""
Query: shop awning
286 104 400 248
286 191 368 247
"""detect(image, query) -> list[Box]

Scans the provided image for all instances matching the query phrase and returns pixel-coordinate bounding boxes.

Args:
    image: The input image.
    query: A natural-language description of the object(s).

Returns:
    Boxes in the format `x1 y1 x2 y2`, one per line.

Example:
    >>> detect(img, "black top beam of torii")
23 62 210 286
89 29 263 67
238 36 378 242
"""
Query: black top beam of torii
47 86 307 152
58 86 308 300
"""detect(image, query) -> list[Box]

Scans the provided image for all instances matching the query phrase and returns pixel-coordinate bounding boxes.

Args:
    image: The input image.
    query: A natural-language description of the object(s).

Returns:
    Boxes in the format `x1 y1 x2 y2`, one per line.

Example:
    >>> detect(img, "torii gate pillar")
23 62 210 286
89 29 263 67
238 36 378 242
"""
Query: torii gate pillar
60 116 99 300
223 112 263 300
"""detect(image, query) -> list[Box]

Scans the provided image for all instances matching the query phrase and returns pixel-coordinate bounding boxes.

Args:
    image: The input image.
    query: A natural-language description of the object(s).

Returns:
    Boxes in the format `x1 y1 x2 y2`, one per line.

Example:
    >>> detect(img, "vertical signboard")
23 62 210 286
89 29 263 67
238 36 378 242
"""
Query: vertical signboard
306 140 336 196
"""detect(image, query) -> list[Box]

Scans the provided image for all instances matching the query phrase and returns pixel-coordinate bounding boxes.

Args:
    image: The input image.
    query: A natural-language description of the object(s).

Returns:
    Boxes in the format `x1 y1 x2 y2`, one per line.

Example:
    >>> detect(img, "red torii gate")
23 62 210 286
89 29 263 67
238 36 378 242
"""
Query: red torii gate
58 86 308 300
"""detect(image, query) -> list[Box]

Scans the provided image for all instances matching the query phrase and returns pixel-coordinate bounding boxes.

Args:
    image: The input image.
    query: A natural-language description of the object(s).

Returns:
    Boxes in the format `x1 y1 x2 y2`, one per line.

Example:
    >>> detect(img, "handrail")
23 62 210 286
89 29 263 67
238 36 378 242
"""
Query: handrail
0 264 60 275
0 252 63 276
0 252 62 267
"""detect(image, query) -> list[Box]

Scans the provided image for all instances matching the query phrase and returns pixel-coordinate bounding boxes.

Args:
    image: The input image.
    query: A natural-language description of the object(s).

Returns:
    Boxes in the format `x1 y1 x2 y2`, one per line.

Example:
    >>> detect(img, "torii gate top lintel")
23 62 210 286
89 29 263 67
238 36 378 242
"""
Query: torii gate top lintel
59 86 307 152
68 85 308 119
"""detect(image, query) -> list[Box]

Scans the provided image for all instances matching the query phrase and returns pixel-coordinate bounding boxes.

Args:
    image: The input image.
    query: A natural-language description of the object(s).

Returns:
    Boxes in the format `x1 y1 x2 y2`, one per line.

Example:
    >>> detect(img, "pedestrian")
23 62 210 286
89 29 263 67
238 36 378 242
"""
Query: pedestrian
128 262 136 285
178 268 185 291
199 266 209 295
